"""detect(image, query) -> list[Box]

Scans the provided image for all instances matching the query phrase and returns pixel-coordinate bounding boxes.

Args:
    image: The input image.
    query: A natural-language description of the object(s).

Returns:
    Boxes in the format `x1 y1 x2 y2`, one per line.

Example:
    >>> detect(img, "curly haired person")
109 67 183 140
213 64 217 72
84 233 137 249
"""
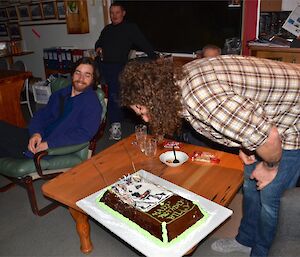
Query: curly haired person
119 55 300 257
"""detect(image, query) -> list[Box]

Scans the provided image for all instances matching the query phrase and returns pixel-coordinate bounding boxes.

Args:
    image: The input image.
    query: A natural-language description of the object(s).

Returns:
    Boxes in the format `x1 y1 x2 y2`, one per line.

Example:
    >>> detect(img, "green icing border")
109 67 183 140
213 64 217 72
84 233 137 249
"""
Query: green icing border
96 190 210 247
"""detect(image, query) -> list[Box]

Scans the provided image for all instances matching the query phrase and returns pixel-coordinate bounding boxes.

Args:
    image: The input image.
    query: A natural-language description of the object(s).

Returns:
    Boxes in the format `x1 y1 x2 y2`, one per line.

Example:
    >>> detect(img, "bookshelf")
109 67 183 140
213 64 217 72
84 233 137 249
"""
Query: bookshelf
43 47 95 77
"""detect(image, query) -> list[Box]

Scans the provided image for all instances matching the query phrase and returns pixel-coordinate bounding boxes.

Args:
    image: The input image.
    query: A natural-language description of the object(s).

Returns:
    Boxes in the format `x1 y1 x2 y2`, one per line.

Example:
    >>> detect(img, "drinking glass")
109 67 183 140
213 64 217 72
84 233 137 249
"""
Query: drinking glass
135 124 147 141
135 124 147 152
144 138 157 157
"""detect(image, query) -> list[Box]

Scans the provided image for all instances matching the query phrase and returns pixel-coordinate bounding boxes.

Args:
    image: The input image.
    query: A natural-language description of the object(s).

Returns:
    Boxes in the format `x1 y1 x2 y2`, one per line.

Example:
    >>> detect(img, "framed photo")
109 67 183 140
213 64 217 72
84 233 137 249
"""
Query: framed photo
30 3 42 20
0 1 10 6
6 6 18 21
7 22 21 39
66 1 78 14
18 5 31 21
42 1 57 19
0 8 8 21
0 23 8 36
56 1 65 19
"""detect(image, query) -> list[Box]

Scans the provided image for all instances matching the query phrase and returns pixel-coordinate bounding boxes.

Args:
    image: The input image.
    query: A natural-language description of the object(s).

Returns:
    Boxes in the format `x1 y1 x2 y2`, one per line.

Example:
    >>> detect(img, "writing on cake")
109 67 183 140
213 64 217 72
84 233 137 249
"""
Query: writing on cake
97 174 209 245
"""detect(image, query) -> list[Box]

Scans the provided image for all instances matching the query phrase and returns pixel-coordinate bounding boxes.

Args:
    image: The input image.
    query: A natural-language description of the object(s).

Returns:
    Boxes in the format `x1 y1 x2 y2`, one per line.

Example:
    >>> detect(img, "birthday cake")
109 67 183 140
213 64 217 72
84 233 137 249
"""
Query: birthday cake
97 174 208 245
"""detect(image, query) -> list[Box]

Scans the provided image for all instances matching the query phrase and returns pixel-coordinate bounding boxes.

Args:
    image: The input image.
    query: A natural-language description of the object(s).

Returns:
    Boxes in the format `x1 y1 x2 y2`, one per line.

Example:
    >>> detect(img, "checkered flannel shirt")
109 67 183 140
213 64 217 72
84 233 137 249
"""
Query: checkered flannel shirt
179 55 300 151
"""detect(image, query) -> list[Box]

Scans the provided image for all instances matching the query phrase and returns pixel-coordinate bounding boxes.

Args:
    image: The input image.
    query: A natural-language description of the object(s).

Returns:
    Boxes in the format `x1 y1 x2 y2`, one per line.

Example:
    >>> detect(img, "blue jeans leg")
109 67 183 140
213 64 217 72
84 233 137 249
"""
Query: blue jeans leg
236 150 300 257
100 63 124 124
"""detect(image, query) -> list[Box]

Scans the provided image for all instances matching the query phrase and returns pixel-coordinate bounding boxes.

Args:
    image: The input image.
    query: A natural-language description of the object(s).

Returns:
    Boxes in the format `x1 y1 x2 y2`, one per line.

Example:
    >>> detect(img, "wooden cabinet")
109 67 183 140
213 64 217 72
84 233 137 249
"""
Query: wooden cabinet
249 46 300 63
260 0 282 12
65 0 89 34
172 56 195 67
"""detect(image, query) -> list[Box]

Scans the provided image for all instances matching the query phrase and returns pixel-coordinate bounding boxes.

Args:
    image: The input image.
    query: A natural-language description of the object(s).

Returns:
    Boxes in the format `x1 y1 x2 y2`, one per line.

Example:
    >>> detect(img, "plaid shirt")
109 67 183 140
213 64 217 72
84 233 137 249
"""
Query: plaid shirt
179 55 300 151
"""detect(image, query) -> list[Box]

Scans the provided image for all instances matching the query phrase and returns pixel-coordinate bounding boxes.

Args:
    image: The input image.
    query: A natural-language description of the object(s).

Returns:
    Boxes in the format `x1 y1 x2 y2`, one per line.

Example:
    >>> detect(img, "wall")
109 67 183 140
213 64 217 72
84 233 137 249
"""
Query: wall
14 1 105 79
282 0 300 11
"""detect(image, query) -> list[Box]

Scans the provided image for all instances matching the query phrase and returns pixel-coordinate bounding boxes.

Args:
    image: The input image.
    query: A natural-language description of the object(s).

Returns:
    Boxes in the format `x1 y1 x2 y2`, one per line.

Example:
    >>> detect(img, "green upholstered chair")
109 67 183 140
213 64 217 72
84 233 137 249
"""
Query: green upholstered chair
0 78 107 216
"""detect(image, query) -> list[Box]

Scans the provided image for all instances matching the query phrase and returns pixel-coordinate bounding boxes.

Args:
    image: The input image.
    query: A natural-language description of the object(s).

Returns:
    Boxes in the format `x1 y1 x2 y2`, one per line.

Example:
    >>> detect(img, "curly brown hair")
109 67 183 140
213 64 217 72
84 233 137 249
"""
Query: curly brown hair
119 59 183 137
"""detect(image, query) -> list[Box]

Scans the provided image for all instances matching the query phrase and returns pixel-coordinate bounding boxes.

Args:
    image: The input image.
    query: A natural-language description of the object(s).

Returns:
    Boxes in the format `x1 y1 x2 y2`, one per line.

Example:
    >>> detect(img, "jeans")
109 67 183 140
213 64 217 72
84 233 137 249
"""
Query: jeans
236 149 300 257
99 62 125 124
0 121 29 158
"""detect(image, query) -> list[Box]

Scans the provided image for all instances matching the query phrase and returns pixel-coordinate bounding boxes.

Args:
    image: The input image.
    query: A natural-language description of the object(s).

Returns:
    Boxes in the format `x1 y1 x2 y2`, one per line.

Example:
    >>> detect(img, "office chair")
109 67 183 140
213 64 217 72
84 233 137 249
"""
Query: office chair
10 60 33 117
0 78 107 216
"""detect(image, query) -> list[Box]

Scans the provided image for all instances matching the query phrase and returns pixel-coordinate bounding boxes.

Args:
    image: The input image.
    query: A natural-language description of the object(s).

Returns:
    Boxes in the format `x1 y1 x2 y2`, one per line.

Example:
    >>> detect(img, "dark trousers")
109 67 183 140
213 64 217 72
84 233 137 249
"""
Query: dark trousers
99 62 125 124
0 121 29 159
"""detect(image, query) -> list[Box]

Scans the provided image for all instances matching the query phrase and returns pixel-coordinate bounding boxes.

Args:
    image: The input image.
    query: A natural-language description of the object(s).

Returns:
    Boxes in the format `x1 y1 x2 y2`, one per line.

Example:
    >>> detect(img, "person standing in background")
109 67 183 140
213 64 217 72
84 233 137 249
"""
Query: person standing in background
195 44 222 59
201 44 221 58
95 2 157 140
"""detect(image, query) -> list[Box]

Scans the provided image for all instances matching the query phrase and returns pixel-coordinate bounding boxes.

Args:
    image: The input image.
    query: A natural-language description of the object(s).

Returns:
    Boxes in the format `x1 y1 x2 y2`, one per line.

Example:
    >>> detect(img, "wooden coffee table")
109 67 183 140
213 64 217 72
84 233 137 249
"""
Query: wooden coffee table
42 134 243 254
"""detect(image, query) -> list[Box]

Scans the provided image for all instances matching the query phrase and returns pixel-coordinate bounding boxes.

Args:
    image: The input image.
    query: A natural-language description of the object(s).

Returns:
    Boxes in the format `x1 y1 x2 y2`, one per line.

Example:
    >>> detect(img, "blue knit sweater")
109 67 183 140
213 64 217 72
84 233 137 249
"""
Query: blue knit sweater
28 85 102 150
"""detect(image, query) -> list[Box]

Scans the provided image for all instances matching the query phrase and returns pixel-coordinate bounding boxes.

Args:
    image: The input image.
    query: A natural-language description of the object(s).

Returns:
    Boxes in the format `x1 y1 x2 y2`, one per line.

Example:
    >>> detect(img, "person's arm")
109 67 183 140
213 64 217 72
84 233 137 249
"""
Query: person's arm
28 89 62 138
44 95 102 149
256 126 282 165
95 28 104 55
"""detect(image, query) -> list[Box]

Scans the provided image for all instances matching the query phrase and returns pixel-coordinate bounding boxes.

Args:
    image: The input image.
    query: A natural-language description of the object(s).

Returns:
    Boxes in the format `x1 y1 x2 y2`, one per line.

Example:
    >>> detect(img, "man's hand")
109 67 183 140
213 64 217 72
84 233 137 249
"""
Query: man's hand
34 142 49 153
28 134 49 154
28 133 42 154
239 149 256 165
96 47 102 56
250 162 278 190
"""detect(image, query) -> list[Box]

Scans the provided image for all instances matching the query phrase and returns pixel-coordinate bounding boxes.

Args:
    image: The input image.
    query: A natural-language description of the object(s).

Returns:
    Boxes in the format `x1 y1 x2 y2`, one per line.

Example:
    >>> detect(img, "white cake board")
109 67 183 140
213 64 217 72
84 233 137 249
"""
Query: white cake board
76 170 233 257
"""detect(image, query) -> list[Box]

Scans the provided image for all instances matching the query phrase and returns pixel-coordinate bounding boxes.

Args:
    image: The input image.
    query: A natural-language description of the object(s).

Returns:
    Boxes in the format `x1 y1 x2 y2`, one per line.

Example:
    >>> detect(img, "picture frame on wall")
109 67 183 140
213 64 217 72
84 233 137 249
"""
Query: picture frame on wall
42 1 57 19
8 22 22 39
18 5 31 21
9 0 20 4
0 23 8 36
0 8 8 21
30 3 42 20
0 1 10 6
6 6 18 21
56 1 66 19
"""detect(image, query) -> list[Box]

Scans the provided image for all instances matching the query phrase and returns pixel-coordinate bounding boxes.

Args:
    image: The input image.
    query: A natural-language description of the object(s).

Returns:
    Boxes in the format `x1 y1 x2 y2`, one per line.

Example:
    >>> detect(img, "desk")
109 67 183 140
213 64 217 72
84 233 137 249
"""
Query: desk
0 51 34 65
42 134 243 254
0 70 32 127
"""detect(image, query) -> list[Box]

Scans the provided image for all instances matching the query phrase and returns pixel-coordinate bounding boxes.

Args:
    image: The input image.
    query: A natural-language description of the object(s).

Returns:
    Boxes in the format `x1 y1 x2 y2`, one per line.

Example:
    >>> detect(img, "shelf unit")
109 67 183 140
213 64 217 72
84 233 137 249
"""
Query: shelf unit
249 45 300 63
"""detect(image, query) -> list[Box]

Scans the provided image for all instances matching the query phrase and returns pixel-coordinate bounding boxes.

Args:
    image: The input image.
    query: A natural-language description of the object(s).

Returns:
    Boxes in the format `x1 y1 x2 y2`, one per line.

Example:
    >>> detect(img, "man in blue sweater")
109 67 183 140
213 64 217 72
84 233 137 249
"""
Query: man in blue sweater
0 57 102 159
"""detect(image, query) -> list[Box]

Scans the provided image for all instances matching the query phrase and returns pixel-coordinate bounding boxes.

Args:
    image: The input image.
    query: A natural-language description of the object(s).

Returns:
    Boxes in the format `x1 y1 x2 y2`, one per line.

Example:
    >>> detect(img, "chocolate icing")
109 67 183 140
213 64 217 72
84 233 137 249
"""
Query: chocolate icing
100 191 204 242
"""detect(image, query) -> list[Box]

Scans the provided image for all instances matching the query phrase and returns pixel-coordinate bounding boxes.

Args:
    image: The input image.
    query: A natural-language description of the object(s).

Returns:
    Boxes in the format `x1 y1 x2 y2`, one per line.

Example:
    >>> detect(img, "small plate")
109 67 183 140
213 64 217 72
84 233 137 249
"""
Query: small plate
159 151 189 167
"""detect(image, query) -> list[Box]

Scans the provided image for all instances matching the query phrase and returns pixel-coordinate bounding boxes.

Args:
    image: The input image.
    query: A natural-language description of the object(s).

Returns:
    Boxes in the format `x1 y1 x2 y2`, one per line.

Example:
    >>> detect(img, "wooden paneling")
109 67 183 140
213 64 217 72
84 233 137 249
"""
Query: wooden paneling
260 0 282 12
65 0 89 34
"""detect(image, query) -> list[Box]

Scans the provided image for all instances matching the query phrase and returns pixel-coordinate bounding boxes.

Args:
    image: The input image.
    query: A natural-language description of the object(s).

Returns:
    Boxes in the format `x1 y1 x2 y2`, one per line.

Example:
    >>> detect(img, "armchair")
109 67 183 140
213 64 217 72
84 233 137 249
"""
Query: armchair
0 78 107 216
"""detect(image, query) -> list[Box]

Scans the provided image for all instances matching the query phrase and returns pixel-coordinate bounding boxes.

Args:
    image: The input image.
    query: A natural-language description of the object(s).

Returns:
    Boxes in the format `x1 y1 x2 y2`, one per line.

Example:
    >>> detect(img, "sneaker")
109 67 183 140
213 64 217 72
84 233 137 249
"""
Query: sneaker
109 122 122 140
211 239 251 254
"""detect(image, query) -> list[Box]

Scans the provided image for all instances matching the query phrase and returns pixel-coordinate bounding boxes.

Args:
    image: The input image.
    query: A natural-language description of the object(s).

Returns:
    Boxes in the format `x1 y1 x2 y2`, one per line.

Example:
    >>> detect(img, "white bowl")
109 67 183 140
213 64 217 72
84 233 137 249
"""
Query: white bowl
159 151 189 167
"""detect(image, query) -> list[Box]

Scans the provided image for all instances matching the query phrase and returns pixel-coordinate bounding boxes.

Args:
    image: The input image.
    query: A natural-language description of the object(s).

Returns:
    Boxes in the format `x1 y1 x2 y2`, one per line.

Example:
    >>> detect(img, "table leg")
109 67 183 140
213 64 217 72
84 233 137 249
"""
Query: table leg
69 207 93 254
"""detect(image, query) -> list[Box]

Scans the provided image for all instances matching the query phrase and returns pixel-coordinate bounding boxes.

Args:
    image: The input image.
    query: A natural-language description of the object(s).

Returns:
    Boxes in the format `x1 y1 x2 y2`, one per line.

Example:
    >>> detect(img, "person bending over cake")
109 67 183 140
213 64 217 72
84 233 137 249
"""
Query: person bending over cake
118 55 300 257
0 57 102 159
